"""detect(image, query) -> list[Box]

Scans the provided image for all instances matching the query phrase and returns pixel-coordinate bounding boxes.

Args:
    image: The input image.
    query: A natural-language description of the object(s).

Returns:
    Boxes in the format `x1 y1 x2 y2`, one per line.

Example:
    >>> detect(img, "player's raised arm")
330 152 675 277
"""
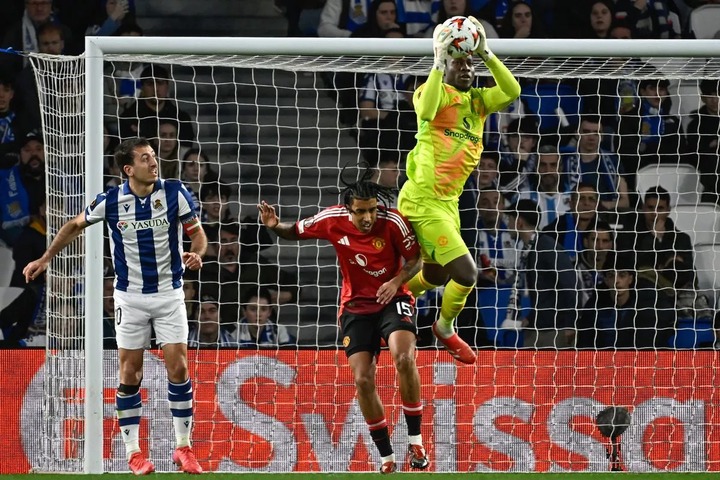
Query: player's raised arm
258 200 300 241
414 24 454 121
468 16 521 111
23 212 89 282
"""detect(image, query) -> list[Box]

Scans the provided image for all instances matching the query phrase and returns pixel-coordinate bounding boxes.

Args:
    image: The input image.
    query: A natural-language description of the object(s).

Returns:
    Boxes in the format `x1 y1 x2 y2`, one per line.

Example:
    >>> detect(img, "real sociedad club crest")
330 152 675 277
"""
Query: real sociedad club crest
117 221 128 232
154 199 163 210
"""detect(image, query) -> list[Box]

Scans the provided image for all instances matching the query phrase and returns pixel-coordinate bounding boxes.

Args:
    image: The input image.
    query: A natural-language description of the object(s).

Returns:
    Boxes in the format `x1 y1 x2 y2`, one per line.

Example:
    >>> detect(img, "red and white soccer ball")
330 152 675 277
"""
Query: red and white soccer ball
442 16 480 58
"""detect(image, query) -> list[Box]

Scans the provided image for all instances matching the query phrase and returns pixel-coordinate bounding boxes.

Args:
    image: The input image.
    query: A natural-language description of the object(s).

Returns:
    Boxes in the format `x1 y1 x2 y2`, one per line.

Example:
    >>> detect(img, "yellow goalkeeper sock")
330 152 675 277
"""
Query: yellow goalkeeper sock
438 280 475 331
406 270 439 297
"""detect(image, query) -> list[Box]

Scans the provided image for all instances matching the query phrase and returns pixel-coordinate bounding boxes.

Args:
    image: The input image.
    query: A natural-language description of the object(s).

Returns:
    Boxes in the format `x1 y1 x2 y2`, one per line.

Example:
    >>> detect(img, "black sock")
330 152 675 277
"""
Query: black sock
370 426 393 457
403 401 422 437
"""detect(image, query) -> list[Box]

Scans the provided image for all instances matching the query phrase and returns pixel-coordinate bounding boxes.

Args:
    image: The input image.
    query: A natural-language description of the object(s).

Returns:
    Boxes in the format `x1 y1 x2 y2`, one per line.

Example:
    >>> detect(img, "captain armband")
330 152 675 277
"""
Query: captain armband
182 217 202 236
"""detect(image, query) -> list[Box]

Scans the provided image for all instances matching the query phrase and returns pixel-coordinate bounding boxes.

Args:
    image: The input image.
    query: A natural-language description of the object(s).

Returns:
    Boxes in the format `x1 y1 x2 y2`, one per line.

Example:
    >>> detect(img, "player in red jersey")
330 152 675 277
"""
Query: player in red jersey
258 176 428 474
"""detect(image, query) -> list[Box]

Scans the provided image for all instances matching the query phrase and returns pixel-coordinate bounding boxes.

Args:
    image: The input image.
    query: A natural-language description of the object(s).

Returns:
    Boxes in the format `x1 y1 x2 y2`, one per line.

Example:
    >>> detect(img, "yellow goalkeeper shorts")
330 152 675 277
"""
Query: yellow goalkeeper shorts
397 191 469 266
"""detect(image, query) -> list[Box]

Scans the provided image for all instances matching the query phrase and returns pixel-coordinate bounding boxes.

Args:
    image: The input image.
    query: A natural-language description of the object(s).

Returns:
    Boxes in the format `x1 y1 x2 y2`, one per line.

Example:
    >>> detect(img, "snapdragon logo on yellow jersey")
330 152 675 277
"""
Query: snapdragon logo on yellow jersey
444 129 480 144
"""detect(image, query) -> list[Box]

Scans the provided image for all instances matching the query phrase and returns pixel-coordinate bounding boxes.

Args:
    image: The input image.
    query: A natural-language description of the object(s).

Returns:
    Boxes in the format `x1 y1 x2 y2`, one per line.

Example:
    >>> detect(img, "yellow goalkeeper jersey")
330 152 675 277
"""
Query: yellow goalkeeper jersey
402 58 520 201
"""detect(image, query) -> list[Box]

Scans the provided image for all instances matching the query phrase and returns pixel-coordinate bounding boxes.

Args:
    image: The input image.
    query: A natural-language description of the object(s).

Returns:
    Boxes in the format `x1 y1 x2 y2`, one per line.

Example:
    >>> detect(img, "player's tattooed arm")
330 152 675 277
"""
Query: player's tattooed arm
258 201 300 241
376 251 422 304
397 251 422 285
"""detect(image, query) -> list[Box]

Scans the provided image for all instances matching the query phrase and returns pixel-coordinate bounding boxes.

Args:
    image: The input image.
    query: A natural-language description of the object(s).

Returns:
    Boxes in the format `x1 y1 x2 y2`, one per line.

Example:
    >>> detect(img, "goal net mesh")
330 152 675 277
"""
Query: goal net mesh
28 48 720 473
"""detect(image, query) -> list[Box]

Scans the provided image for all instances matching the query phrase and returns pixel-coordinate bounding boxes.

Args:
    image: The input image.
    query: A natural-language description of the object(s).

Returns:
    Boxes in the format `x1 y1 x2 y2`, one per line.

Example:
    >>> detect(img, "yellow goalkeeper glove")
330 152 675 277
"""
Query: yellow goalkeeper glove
432 24 453 71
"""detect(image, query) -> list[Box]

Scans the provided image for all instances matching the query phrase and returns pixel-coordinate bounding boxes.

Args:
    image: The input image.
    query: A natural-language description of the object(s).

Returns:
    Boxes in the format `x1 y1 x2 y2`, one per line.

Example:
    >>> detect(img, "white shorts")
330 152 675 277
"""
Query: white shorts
114 288 188 349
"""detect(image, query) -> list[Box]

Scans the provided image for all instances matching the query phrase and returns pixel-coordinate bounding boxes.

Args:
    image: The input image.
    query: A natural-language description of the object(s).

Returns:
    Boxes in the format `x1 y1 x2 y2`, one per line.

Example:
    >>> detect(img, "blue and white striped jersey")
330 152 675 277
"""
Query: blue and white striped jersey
85 179 198 294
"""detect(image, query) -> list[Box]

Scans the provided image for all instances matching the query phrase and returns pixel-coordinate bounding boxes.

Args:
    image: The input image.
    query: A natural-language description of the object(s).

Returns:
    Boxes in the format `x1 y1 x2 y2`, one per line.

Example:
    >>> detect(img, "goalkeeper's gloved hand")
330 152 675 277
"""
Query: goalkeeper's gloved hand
468 16 494 62
432 24 453 71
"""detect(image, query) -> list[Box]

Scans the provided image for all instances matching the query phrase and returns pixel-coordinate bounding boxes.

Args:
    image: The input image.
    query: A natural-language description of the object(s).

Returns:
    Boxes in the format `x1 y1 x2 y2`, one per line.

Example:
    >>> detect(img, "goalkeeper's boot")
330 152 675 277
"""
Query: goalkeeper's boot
172 446 203 474
432 321 476 364
380 460 397 474
128 451 155 475
407 444 429 469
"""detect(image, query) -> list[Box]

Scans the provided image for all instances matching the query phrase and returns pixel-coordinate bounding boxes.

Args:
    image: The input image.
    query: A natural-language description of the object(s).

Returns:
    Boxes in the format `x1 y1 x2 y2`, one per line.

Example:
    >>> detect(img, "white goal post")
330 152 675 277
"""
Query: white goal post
26 35 720 473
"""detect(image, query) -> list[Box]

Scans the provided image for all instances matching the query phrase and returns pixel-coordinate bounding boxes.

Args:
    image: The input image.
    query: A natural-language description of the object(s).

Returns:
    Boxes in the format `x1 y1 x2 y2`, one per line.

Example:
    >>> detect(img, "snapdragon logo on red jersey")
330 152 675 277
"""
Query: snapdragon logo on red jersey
353 253 388 277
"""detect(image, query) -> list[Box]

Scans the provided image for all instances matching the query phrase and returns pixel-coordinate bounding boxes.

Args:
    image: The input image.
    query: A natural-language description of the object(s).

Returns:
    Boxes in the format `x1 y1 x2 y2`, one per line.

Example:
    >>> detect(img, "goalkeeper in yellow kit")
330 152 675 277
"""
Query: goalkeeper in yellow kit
399 18 520 364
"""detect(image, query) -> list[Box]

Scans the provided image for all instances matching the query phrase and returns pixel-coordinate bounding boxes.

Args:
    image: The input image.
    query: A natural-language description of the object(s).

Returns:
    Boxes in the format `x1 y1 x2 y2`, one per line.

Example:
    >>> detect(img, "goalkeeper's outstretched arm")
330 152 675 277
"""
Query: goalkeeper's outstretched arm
469 15 521 109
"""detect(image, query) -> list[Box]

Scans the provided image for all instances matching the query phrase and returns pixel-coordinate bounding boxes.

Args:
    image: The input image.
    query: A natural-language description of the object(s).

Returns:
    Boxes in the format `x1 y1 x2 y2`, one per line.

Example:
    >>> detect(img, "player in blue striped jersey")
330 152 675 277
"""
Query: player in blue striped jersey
23 138 207 475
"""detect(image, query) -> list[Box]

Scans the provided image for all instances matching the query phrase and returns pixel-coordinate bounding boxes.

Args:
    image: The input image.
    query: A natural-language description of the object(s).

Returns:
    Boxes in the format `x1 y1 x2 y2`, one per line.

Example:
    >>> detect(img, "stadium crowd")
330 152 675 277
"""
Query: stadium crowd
1 0 720 350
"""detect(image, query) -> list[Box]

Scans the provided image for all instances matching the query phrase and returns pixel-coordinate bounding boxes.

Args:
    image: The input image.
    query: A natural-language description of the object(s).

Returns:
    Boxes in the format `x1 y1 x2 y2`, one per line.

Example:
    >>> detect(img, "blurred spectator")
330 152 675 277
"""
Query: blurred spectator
358 55 416 165
687 79 720 203
498 1 545 38
519 79 581 142
154 119 185 179
576 218 613 309
617 78 685 175
576 22 638 134
13 23 66 131
183 274 199 322
476 151 500 190
187 291 237 347
614 0 673 38
565 115 630 211
318 0 372 37
437 0 499 37
1 0 72 72
370 155 402 189
458 188 519 347
0 72 23 157
498 116 538 195
352 0 403 37
585 0 615 38
207 223 298 323
543 182 599 264
37 22 65 54
85 0 131 37
0 129 45 246
609 17 634 38
633 186 694 274
286 0 326 36
577 250 675 348
471 188 517 282
459 151 500 237
119 64 195 146
506 198 577 348
102 274 118 349
199 181 233 226
0 199 46 346
396 0 441 37
181 148 217 216
103 21 145 117
103 124 122 189
201 222 220 260
518 145 572 229
236 287 295 347
239 214 275 255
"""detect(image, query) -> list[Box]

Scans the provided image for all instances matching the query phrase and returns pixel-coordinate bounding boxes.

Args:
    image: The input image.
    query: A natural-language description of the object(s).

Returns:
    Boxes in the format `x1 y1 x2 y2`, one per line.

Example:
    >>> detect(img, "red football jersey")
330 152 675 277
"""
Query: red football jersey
295 204 420 315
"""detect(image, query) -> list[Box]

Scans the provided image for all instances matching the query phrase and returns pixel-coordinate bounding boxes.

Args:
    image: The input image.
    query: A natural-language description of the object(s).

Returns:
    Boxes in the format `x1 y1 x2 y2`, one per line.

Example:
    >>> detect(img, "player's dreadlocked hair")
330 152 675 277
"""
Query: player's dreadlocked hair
339 163 396 209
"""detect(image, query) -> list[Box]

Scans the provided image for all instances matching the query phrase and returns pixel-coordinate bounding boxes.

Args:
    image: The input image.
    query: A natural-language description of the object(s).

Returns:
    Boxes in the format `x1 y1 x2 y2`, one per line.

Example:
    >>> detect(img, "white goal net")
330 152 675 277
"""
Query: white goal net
23 37 720 473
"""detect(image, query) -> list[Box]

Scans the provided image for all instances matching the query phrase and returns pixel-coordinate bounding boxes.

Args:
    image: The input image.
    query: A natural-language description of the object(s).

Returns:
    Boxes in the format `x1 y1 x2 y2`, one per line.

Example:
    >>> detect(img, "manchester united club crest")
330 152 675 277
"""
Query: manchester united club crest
343 336 351 347
153 199 163 210
372 237 385 250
